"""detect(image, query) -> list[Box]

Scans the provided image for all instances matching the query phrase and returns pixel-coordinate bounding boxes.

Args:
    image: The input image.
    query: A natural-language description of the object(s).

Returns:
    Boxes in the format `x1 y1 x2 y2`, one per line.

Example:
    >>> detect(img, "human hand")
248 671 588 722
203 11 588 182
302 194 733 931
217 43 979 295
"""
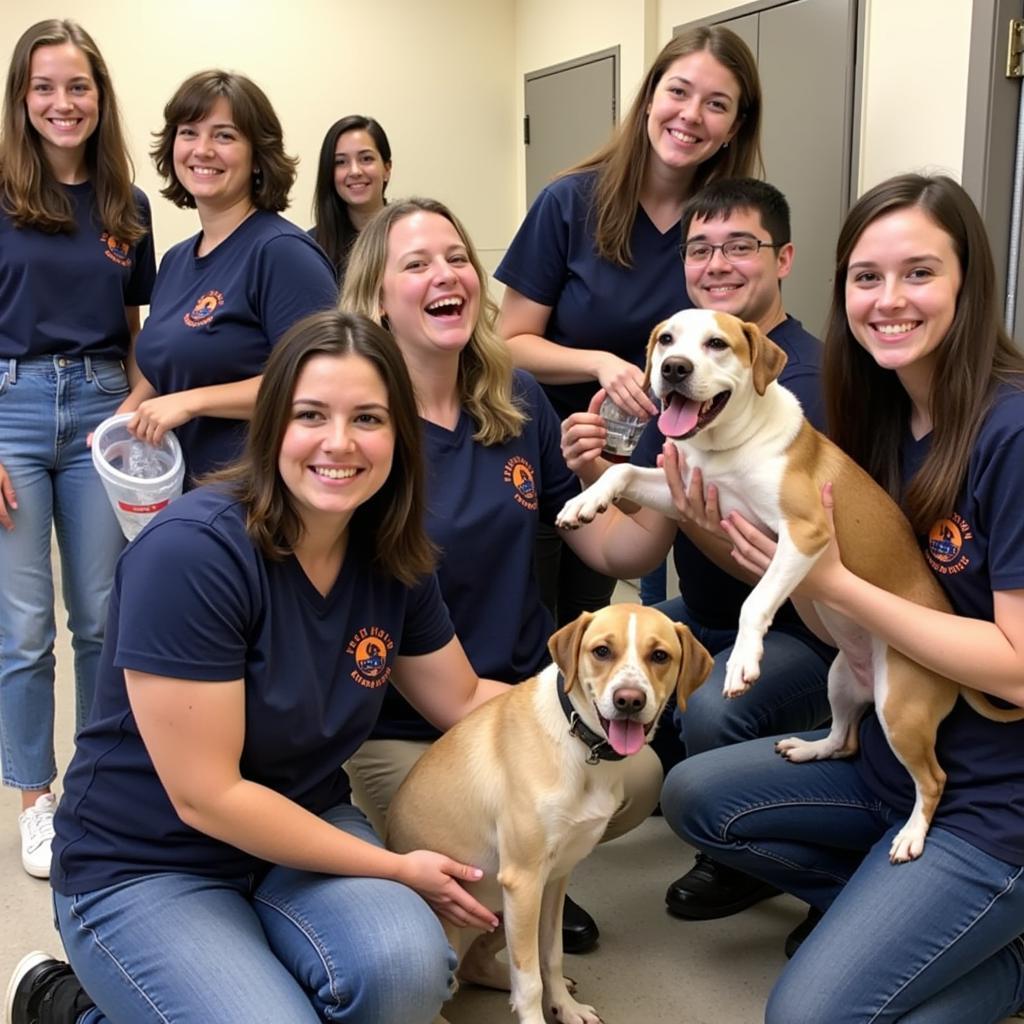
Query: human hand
0 462 17 531
593 354 658 419
397 850 499 931
561 390 609 472
660 442 725 535
128 393 194 445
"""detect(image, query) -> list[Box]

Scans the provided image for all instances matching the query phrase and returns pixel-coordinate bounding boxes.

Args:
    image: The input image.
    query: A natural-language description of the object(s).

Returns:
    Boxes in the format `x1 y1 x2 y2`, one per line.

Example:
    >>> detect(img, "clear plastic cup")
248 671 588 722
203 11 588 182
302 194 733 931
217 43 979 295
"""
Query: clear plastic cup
91 413 184 541
600 395 648 462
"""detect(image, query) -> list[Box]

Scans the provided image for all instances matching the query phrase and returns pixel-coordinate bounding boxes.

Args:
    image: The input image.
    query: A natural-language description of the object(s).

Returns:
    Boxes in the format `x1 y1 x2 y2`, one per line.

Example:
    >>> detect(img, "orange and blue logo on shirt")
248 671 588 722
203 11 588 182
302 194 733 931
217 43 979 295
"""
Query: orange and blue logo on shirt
346 626 395 689
100 231 132 268
926 512 972 576
183 290 225 328
503 456 538 511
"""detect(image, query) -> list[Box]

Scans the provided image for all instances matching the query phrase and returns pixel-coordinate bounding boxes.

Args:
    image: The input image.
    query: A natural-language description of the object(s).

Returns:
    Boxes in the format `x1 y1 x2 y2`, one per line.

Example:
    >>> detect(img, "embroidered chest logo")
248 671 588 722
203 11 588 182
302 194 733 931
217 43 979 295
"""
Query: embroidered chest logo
346 626 395 689
503 456 538 511
926 512 973 576
183 289 225 328
100 232 132 268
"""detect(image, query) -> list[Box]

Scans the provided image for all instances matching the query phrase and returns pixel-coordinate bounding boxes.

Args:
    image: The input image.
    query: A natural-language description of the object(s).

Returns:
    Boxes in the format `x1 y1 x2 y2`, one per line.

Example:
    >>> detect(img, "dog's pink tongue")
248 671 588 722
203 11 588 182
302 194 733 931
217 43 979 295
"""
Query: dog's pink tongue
607 719 646 756
658 393 700 438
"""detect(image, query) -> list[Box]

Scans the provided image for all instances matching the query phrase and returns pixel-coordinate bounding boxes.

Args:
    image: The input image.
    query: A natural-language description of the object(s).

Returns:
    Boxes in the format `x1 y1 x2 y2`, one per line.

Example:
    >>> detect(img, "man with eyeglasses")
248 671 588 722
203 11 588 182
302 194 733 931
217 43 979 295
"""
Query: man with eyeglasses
560 178 834 949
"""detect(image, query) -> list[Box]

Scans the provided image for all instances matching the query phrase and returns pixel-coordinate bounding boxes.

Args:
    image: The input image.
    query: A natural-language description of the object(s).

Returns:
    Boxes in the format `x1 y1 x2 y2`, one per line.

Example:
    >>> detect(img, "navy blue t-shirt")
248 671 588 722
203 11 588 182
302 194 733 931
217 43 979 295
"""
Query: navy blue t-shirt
0 183 156 359
856 385 1024 864
372 371 581 741
495 170 691 421
634 315 829 644
51 486 454 894
135 212 338 481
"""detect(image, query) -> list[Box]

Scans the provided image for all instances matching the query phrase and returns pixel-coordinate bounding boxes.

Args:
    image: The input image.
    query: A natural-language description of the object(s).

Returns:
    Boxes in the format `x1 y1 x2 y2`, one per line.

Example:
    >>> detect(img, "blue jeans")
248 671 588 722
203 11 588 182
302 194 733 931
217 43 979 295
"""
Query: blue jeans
55 802 455 1023
655 596 832 760
0 356 127 789
662 736 1024 1023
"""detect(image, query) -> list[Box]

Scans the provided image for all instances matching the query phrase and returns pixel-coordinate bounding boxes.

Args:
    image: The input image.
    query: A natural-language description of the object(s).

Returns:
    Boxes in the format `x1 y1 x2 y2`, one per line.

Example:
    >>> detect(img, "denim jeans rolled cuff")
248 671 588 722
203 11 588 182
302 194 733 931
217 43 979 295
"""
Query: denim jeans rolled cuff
0 355 128 789
661 736 1024 1024
55 802 455 1024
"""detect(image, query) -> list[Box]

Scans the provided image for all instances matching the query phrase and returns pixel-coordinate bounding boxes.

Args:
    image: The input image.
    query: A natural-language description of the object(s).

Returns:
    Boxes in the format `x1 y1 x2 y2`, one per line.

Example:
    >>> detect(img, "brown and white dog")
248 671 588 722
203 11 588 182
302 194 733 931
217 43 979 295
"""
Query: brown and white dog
556 308 1024 864
388 604 712 1024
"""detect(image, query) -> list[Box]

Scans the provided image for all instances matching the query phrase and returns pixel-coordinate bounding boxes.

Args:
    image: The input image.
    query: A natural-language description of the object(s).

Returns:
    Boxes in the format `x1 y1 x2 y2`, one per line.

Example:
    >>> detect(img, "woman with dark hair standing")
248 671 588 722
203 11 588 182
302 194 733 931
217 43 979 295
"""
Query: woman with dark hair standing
496 25 763 626
310 114 391 282
0 19 155 879
662 174 1024 1022
7 310 505 1024
128 70 338 483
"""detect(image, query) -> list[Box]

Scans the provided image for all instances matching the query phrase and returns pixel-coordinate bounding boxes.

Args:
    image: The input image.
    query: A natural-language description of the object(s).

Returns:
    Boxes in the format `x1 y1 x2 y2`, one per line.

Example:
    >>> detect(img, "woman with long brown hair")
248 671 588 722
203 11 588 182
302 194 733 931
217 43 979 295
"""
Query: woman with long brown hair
0 19 155 879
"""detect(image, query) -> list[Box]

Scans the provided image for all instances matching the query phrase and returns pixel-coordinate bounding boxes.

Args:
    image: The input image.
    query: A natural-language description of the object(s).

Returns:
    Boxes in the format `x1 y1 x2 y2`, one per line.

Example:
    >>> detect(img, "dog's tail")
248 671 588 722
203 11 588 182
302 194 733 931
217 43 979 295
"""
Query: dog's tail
960 688 1024 723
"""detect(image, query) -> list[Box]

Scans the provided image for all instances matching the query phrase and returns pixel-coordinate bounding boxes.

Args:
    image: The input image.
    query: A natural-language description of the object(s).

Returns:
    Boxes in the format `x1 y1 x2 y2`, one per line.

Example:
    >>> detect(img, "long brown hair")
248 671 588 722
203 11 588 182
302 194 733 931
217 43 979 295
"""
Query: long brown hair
824 174 1024 533
0 19 144 241
212 309 435 585
568 25 763 267
151 70 296 212
342 197 526 445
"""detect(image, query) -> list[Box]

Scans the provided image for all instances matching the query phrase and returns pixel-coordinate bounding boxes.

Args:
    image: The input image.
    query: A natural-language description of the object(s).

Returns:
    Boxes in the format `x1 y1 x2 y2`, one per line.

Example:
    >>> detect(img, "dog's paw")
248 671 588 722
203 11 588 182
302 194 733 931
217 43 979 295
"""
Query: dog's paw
889 819 928 864
722 636 763 698
776 736 831 762
555 486 616 530
548 995 602 1024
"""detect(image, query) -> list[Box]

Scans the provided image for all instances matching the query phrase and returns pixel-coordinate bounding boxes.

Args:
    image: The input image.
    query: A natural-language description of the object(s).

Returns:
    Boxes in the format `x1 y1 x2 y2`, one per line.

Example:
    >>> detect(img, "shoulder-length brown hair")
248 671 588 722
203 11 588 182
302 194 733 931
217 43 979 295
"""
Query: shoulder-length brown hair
211 309 434 585
824 173 1024 533
342 197 526 445
151 70 296 213
568 25 763 267
0 19 144 241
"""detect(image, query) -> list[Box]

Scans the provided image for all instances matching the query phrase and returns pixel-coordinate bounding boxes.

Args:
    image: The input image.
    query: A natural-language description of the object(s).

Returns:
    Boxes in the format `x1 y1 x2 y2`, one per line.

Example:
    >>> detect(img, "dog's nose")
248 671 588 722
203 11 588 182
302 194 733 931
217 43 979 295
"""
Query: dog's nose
613 687 647 712
661 357 693 384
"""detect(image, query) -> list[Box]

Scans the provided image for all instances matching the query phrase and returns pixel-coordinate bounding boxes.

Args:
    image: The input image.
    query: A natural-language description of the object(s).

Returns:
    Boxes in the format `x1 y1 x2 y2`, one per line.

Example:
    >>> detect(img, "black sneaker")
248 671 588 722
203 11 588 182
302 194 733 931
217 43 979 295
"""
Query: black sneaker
784 906 824 958
562 894 600 954
6 952 94 1024
665 852 781 920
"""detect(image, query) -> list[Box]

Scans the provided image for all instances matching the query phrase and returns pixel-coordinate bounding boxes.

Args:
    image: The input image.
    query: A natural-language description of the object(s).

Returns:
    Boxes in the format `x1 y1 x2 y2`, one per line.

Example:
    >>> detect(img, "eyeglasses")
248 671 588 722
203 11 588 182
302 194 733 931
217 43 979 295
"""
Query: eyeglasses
681 237 783 265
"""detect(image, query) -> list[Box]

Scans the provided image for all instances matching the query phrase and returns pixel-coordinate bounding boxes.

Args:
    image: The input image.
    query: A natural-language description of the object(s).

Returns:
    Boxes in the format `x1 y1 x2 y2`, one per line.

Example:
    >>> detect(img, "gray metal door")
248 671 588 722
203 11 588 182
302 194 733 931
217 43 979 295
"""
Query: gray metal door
680 0 859 338
524 49 618 207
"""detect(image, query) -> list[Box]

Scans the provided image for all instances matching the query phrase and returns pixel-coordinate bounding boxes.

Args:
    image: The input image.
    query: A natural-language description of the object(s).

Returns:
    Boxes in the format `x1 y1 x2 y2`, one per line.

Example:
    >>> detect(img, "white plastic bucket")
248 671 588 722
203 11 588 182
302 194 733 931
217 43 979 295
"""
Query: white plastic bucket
91 413 184 541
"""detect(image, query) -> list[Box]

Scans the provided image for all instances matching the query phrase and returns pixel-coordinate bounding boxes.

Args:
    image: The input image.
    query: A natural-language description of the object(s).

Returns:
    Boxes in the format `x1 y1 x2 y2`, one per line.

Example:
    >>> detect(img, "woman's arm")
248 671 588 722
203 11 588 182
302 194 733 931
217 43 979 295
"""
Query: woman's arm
126 669 499 929
128 376 262 446
391 635 509 732
117 306 157 415
723 496 1024 703
499 288 655 418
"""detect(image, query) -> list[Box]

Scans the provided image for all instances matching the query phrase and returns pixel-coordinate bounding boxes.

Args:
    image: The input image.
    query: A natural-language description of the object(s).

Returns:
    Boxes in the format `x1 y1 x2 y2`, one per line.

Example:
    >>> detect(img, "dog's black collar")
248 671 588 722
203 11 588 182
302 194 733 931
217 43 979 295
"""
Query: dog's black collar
556 671 625 765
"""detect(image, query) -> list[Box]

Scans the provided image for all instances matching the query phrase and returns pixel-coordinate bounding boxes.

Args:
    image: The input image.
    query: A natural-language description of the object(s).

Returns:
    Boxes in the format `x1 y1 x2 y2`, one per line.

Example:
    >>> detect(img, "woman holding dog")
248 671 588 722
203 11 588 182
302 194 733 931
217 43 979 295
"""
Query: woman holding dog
662 174 1024 1022
126 70 337 484
0 19 156 880
341 196 665 953
496 25 762 623
7 310 507 1024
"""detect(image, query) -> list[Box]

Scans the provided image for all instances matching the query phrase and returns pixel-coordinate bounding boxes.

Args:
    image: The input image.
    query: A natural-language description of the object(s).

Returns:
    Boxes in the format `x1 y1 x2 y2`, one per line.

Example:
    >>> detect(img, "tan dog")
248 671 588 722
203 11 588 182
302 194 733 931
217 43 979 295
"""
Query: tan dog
388 604 712 1024
557 308 1024 864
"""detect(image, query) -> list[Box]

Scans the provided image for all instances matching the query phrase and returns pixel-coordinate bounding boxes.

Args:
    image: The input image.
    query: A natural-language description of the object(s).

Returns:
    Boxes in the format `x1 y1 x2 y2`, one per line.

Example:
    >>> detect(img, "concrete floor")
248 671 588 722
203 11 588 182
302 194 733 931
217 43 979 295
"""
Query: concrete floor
1 570 1018 1023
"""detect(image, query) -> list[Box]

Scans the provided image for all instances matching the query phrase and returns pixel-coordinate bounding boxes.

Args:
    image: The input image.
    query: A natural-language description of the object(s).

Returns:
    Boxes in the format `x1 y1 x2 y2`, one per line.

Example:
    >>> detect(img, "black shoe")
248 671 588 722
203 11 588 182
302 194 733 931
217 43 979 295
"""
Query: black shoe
784 906 824 958
562 895 599 954
6 952 93 1024
665 853 781 920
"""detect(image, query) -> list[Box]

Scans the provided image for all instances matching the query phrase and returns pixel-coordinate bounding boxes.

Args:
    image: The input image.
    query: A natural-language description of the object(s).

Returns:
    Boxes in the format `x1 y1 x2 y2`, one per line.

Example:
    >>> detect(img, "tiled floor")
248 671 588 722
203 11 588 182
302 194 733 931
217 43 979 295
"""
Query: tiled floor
1 571 1018 1023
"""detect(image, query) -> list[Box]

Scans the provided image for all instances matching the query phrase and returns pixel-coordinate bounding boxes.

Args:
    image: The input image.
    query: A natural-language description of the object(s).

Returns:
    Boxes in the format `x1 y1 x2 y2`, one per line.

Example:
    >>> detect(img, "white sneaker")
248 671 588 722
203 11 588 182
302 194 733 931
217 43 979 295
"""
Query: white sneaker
18 793 56 878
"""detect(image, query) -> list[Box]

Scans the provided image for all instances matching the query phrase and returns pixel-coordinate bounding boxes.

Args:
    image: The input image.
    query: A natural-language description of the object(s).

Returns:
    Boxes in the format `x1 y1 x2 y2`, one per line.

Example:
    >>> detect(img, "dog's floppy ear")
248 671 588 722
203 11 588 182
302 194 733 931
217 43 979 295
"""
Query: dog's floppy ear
548 612 594 693
673 624 714 708
642 321 667 395
742 321 788 395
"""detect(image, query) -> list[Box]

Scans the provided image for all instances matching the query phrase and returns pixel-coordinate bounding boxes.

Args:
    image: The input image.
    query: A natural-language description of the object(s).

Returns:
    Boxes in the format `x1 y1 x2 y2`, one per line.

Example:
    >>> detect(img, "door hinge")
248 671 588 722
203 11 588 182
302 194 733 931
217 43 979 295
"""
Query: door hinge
1007 18 1024 78
524 114 531 145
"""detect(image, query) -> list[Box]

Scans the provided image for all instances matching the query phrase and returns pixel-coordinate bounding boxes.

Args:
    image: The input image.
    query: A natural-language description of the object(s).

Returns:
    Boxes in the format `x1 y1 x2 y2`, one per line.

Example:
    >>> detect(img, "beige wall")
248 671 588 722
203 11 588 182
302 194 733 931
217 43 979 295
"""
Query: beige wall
0 0 519 274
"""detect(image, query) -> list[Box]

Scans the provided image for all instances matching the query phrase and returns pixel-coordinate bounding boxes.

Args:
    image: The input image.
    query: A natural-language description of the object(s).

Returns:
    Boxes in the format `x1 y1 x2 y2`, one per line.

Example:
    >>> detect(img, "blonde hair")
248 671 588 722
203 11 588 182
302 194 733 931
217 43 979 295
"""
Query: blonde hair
342 197 525 445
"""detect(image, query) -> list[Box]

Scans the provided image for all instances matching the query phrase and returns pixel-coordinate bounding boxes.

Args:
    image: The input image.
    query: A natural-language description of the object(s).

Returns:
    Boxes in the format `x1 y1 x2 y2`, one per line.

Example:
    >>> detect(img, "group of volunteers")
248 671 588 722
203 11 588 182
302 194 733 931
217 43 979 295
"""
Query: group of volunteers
2 14 1022 1024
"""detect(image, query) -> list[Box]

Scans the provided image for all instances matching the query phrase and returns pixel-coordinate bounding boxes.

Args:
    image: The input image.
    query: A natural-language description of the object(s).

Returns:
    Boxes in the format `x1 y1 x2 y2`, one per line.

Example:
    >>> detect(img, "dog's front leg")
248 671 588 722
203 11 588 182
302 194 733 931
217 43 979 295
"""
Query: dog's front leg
538 876 601 1024
724 520 824 697
500 862 548 1024
556 466 676 528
